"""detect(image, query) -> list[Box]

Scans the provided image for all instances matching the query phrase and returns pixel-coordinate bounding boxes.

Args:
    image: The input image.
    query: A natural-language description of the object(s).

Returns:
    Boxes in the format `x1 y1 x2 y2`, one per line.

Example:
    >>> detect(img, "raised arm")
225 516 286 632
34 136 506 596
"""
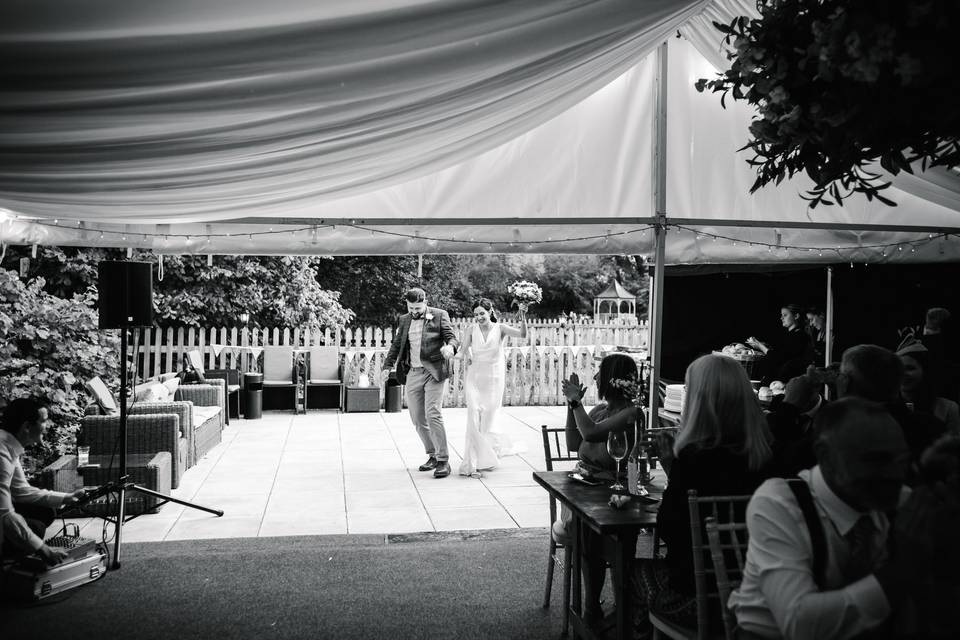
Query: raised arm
561 373 635 442
499 309 528 340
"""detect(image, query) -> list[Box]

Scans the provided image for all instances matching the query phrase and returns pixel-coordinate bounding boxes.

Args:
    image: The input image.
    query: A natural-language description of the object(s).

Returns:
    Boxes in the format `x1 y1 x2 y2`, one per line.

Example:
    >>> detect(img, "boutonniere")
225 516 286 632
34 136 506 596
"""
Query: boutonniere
425 313 434 321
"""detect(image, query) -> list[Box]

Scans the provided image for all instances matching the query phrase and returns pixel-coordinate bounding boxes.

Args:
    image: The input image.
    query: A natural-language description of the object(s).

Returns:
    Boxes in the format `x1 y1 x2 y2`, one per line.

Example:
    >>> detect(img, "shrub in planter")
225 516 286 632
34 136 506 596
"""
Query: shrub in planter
0 269 119 474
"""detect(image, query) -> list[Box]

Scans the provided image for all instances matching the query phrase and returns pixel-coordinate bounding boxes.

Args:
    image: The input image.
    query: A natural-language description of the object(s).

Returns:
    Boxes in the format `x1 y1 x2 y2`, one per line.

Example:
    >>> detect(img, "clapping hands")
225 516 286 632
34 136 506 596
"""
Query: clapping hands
562 373 586 403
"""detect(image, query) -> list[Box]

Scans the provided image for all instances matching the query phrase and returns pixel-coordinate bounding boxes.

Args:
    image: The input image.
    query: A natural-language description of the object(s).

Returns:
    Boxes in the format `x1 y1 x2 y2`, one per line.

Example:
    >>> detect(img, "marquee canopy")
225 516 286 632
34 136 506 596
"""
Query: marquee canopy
1 0 959 262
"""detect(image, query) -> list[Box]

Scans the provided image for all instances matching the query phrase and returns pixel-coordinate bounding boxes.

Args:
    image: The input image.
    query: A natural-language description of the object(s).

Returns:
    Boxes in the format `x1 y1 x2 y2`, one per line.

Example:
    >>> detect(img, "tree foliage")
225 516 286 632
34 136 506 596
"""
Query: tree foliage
313 255 468 325
314 254 648 324
152 254 352 330
6 247 353 331
0 269 119 472
696 0 960 207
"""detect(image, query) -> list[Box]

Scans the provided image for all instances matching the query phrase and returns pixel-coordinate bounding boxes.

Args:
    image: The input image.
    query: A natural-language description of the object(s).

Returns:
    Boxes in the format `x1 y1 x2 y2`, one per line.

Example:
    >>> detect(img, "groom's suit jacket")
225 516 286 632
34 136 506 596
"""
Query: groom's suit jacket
383 307 459 384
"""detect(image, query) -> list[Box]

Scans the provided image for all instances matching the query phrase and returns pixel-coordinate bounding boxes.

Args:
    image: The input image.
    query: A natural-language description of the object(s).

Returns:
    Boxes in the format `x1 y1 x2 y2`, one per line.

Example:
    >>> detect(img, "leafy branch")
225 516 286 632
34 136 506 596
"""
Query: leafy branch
695 0 960 207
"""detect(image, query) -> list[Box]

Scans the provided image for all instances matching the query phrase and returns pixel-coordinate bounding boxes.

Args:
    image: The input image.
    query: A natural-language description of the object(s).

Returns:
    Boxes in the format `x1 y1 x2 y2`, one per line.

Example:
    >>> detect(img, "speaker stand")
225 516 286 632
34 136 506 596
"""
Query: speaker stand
108 327 224 570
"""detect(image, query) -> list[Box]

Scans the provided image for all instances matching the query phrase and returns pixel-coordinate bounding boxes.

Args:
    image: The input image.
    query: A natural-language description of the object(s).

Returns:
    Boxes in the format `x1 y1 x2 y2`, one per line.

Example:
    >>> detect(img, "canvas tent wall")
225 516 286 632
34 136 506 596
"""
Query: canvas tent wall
2 0 959 261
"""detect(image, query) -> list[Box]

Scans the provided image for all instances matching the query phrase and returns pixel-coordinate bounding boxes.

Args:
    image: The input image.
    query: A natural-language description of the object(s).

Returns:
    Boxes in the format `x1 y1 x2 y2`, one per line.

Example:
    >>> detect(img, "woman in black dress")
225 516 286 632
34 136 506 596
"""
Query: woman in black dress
747 303 816 384
630 354 775 637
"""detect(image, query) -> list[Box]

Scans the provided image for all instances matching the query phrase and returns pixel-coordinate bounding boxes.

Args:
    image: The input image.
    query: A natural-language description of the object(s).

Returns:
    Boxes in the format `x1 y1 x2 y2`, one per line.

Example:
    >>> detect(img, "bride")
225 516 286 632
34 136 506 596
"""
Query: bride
458 298 528 477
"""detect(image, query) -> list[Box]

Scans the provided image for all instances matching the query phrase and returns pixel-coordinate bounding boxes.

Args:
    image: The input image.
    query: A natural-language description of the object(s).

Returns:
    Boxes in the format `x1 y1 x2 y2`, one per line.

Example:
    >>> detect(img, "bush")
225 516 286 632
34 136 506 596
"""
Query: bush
0 269 119 474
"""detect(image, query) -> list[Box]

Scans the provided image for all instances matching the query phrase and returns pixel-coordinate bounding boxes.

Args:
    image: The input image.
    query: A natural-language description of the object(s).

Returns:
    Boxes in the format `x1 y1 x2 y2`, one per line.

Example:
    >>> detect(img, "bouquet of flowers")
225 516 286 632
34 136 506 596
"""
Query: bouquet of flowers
507 280 542 314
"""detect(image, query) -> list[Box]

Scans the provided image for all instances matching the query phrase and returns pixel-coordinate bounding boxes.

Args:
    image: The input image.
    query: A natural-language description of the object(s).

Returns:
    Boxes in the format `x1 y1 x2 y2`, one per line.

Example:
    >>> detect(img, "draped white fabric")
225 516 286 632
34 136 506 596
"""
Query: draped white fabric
1 0 959 262
0 0 706 223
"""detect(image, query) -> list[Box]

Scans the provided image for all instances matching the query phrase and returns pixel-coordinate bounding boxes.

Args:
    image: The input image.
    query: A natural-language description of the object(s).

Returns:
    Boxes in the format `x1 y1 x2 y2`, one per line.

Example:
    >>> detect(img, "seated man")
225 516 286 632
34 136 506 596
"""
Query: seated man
768 345 945 478
731 397 919 639
1 398 85 565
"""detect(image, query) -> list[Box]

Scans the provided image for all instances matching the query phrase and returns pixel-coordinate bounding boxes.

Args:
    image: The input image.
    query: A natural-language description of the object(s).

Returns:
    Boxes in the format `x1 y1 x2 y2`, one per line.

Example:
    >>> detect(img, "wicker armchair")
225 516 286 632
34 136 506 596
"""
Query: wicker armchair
80 411 185 489
80 379 225 488
174 379 226 464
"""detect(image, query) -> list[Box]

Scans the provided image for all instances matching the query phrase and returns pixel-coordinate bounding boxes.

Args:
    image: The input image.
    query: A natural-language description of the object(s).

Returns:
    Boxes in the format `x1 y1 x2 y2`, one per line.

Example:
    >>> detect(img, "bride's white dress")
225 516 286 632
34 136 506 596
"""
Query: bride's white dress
459 323 525 476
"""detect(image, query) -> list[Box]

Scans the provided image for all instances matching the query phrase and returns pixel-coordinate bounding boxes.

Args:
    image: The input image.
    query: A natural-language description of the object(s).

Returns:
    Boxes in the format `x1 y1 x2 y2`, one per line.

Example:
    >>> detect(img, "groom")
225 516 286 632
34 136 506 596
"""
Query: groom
381 288 459 478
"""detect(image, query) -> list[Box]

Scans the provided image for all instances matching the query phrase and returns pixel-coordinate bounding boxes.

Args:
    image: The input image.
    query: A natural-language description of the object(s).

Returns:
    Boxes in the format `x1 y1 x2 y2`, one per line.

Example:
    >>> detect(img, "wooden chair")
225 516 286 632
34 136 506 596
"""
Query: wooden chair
540 425 578 637
262 345 297 409
650 490 752 640
704 517 750 640
306 346 344 410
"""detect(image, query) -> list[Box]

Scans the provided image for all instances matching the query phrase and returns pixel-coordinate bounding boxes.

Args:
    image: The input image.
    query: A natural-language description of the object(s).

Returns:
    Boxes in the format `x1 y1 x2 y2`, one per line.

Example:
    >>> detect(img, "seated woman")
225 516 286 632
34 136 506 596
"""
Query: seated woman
747 303 816 384
635 354 775 637
557 353 640 625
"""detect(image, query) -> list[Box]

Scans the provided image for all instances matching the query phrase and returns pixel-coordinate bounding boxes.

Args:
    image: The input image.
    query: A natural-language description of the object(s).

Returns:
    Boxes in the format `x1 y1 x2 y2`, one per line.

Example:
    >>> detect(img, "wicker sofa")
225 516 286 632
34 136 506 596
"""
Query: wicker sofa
80 376 226 488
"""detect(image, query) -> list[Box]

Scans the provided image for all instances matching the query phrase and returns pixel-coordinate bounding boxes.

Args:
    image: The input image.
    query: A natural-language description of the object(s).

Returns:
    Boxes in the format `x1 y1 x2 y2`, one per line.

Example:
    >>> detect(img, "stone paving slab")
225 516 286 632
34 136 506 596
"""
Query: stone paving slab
50 405 570 542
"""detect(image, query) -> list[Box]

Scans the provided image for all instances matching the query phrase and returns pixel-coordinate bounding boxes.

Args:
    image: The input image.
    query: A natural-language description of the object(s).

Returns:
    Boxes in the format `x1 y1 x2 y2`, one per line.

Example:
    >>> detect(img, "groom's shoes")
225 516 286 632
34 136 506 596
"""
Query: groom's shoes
418 457 439 472
433 461 451 478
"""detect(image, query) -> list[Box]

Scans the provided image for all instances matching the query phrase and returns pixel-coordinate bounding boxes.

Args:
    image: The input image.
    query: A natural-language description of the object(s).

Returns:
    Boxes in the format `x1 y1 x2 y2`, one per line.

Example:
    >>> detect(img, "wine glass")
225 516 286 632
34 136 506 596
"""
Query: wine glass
606 430 628 492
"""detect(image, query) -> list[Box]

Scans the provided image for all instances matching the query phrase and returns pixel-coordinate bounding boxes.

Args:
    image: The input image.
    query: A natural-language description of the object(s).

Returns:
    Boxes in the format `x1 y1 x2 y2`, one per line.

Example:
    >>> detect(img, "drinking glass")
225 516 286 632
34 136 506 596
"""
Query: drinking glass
77 445 90 467
606 430 627 491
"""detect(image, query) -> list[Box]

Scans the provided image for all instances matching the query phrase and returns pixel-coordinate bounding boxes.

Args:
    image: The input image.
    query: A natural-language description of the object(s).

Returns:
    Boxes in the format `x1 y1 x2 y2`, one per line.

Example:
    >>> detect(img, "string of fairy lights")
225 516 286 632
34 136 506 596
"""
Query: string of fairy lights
1 214 957 259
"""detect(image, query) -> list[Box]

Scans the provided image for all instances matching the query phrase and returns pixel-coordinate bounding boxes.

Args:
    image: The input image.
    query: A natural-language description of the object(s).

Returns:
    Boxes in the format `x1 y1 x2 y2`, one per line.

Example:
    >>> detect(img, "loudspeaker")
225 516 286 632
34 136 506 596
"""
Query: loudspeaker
98 261 154 329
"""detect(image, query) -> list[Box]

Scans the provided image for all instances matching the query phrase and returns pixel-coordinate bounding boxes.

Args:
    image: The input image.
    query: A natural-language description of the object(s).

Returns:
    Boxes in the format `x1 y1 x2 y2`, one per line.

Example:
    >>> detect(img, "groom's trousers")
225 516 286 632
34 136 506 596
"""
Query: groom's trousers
406 366 448 462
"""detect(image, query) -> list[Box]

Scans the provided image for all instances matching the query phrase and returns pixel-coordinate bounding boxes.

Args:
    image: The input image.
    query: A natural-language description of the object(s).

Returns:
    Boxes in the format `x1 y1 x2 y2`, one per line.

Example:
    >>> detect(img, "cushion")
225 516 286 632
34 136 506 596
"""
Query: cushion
186 350 205 374
138 383 169 403
192 405 221 430
85 376 118 415
163 376 181 397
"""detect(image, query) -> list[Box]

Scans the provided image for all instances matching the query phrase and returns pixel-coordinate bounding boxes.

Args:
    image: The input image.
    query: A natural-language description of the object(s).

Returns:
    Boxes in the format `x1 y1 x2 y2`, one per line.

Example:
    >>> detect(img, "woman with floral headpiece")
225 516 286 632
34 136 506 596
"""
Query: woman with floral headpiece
558 352 642 626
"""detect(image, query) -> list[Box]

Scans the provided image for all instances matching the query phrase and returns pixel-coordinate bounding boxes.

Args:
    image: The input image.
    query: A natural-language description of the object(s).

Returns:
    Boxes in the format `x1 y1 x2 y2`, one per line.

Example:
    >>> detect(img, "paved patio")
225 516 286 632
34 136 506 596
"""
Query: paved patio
54 405 574 542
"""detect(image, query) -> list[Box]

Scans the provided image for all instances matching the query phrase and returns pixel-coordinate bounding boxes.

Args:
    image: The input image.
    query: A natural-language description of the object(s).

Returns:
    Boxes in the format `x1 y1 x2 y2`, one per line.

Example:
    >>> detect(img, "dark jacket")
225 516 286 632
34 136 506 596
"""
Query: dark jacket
383 307 459 384
762 328 815 384
657 445 772 596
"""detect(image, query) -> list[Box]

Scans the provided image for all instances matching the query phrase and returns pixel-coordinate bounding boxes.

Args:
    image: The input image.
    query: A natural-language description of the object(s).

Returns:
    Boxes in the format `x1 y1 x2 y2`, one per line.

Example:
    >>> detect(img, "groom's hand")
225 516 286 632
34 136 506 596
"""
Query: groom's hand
440 344 455 360
380 369 392 384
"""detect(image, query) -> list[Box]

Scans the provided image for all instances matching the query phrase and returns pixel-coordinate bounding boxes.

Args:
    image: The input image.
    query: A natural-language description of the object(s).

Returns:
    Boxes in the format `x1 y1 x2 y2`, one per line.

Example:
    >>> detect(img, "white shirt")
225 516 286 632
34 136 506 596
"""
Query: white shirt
408 317 425 368
729 466 896 640
0 430 68 554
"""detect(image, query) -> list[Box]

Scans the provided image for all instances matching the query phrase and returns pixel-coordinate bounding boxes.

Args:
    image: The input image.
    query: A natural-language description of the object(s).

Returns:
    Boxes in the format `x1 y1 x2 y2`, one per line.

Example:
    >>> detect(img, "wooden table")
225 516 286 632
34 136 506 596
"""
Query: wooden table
533 471 661 640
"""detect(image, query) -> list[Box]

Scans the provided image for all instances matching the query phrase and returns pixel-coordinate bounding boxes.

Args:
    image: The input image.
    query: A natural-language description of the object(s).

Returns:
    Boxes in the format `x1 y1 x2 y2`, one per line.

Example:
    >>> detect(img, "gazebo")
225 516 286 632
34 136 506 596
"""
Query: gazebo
594 280 639 324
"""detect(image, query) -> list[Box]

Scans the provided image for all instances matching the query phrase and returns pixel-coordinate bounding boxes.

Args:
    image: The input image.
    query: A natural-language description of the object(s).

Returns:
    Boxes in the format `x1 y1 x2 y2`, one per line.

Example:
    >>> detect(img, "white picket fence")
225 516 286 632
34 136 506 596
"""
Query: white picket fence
132 319 648 407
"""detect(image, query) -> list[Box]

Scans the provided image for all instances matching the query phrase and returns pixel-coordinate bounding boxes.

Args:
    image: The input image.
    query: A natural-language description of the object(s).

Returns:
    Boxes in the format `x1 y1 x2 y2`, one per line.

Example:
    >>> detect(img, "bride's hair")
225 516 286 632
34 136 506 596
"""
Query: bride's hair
474 298 498 322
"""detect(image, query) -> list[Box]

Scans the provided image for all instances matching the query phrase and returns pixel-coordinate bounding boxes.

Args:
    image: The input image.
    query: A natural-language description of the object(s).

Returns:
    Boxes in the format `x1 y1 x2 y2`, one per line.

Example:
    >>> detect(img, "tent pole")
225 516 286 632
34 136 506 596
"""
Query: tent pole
824 266 835 400
825 266 834 366
646 40 668 434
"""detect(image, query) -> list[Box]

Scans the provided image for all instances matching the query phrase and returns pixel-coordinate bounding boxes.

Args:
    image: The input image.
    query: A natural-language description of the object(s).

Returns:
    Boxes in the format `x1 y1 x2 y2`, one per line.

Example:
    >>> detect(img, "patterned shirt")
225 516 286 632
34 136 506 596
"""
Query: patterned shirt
408 317 425 368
